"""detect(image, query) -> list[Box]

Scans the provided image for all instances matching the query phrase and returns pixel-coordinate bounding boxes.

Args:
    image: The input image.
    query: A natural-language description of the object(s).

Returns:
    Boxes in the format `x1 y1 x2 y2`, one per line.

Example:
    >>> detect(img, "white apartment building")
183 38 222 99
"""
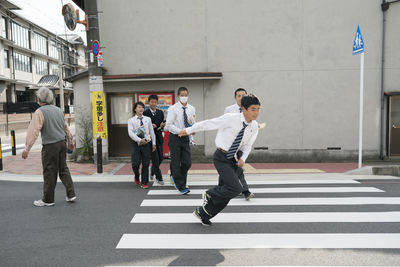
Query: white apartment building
0 0 87 112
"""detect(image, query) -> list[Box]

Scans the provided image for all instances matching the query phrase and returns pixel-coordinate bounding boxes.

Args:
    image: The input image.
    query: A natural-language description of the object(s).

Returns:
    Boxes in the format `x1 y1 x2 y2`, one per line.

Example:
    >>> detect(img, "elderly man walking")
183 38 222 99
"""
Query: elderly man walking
22 87 76 207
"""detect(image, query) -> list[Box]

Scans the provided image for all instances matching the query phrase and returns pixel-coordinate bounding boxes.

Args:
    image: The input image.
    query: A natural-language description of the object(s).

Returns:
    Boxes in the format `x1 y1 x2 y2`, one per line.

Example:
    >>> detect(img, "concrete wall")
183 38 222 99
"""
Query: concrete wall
97 0 400 160
72 77 90 148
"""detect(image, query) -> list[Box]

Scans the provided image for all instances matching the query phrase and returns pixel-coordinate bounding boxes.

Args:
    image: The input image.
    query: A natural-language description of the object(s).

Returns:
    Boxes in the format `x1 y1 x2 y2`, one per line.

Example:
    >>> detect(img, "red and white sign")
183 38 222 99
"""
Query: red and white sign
97 51 103 67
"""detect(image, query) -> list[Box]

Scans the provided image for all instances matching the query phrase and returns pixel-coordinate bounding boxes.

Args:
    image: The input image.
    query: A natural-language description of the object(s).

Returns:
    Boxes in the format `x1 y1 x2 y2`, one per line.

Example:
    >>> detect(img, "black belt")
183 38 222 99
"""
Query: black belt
217 147 227 154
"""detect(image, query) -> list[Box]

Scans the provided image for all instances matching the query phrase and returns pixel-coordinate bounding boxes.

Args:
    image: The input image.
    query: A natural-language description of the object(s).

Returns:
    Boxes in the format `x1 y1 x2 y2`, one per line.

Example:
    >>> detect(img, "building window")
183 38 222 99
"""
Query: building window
4 49 9 68
49 40 58 59
35 58 48 75
49 63 59 75
64 67 72 78
33 32 47 55
13 52 31 72
62 45 70 65
11 22 30 49
2 17 8 38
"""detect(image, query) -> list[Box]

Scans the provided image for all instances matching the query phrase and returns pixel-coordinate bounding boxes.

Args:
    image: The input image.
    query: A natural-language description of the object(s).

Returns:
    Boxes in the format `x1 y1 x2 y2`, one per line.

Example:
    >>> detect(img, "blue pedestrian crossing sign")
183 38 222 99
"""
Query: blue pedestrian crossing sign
353 25 364 55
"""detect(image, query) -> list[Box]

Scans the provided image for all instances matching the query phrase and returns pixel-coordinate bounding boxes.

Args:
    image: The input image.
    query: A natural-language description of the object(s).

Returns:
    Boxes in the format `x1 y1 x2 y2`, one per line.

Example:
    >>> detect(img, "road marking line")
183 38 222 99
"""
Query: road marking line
131 211 400 223
167 169 326 174
141 197 400 206
116 233 400 249
148 187 383 195
164 180 361 186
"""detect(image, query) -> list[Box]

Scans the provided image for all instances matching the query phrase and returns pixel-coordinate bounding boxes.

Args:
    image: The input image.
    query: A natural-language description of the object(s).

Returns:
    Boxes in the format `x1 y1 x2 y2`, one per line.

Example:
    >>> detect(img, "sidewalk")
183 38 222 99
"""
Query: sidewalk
0 150 364 176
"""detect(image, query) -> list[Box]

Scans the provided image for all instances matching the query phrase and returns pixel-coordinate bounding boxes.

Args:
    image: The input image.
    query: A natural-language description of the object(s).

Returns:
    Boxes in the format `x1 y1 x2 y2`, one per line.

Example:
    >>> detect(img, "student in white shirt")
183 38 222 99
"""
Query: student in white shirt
165 87 195 195
224 88 255 200
128 101 156 189
224 88 247 114
143 94 166 185
179 95 260 226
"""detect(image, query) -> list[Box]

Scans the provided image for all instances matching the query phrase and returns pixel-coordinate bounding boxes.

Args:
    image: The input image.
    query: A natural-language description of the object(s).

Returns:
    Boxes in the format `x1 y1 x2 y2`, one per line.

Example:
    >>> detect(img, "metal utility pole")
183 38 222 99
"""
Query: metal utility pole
84 0 108 164
57 37 65 112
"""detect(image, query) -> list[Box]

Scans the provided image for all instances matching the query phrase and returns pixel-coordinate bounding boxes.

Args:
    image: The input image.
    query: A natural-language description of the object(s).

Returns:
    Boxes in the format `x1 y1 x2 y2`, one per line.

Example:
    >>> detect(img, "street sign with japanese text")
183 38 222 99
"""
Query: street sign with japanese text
91 91 108 139
97 51 103 67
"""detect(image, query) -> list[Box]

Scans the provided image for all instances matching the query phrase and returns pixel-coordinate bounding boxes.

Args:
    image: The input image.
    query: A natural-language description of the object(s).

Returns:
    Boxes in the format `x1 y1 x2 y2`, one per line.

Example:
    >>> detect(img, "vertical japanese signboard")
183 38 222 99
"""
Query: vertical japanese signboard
92 91 108 139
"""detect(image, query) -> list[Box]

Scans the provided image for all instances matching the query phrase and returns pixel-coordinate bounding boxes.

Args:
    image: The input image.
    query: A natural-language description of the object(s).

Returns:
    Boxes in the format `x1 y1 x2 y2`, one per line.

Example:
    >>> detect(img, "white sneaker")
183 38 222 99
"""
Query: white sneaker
33 199 55 207
66 196 77 202
156 180 164 185
150 174 155 181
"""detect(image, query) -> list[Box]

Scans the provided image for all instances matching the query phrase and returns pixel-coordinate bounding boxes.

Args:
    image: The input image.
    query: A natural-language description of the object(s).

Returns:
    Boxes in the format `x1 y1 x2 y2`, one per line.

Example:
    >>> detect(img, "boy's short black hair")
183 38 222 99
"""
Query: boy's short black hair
133 101 145 114
177 87 188 96
148 94 158 102
241 94 260 110
234 88 247 97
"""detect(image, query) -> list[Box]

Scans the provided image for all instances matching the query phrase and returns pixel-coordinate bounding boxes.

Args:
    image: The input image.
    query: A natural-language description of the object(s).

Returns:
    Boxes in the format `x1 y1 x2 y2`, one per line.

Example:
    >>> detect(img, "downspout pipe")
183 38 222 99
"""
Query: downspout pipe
380 0 387 159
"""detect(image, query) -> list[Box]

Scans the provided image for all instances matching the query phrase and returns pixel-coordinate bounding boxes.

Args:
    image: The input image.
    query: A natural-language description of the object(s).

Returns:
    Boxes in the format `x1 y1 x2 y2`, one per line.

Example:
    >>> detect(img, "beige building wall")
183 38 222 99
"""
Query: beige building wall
93 0 400 160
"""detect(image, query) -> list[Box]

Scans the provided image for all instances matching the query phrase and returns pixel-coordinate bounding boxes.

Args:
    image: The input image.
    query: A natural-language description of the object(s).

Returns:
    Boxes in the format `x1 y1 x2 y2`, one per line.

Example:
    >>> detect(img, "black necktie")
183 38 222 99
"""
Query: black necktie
183 107 190 127
226 122 247 159
139 117 143 126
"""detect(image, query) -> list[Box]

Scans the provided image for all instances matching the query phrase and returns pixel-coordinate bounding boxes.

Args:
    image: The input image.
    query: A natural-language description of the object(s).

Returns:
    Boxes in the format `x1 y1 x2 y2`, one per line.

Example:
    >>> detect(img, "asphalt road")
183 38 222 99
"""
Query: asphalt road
1 178 400 266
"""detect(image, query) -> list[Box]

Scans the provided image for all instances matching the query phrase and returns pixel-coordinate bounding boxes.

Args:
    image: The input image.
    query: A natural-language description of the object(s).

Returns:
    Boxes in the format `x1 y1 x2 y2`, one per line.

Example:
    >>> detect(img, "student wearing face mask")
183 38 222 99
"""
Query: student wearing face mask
165 87 195 195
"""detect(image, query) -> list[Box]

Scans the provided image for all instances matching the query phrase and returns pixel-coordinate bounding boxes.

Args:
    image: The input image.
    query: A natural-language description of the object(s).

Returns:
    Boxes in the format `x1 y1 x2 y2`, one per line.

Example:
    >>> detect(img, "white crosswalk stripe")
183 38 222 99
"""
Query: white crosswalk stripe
131 211 400 223
117 233 400 249
157 179 362 186
147 186 383 195
116 179 400 250
141 197 400 206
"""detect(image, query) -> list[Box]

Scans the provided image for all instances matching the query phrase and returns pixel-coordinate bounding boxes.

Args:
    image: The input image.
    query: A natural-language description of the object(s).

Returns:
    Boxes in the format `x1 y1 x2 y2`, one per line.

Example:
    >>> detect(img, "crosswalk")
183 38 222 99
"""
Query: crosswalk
116 178 400 250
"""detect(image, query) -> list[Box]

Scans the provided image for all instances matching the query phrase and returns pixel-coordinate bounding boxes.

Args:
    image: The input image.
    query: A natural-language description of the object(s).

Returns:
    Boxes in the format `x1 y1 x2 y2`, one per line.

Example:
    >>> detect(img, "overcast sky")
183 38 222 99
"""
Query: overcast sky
9 0 87 43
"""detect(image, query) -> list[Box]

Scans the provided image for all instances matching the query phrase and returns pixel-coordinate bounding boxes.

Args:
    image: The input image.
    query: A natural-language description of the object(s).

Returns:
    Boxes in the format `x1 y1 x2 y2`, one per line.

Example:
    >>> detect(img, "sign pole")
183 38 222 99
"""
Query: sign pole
353 25 365 169
358 52 364 169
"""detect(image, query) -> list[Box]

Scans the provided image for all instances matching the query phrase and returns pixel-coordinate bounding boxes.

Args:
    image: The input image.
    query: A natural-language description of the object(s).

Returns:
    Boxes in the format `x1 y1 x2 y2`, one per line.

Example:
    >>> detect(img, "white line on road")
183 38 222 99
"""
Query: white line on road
148 187 383 195
116 233 400 249
179 180 361 186
131 211 400 223
141 197 400 207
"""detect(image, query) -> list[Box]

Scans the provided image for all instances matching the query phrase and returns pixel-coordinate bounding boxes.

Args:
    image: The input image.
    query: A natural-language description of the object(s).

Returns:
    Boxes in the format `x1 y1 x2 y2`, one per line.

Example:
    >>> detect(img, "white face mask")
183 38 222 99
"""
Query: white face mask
179 96 188 103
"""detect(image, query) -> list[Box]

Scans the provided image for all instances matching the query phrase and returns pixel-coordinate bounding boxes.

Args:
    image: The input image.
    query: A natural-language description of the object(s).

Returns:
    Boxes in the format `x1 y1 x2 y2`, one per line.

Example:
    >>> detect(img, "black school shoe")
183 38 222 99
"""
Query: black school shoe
193 208 212 226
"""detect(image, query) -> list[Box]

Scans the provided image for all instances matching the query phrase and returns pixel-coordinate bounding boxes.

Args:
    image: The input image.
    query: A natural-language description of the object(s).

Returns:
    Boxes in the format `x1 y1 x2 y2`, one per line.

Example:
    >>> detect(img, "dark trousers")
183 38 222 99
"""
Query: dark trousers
200 149 242 219
169 134 191 190
238 168 249 192
41 140 75 203
218 167 249 193
151 142 163 181
131 142 151 184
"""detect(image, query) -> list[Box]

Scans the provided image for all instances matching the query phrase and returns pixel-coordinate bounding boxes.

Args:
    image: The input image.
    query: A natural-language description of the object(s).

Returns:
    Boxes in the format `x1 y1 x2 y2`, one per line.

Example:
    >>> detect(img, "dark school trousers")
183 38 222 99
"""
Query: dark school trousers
200 149 243 219
41 140 75 203
131 141 151 184
168 134 191 190
218 167 249 193
151 141 164 181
